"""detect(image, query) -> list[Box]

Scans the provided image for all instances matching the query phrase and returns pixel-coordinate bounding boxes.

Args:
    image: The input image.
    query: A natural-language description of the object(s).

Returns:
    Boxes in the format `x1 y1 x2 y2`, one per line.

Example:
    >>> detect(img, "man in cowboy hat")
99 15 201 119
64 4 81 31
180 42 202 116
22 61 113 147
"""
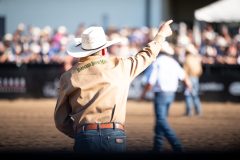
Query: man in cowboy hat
140 41 191 152
54 20 173 153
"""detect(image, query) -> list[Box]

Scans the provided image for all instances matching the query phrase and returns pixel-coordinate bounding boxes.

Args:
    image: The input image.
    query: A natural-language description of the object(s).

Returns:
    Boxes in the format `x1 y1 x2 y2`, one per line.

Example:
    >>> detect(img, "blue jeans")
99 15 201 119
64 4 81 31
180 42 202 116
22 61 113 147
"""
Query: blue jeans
74 128 126 153
185 77 201 116
153 92 182 152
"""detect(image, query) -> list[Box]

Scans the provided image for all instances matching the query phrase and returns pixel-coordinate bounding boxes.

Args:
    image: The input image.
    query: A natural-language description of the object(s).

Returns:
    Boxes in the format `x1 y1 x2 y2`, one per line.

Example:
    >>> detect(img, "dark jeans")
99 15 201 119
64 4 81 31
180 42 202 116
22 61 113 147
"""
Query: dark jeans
74 128 126 153
153 92 182 152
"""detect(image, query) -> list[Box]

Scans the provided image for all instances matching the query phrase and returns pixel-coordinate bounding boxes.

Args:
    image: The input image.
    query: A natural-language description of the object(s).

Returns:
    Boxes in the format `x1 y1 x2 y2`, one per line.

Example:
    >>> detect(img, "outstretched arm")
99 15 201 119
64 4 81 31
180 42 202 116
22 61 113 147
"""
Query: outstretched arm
124 20 174 81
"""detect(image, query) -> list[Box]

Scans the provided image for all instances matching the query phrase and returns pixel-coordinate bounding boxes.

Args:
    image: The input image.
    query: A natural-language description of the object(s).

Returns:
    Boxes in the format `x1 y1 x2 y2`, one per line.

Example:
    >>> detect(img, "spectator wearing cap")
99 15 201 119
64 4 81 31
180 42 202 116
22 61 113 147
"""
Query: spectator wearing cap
1 33 15 63
215 36 228 64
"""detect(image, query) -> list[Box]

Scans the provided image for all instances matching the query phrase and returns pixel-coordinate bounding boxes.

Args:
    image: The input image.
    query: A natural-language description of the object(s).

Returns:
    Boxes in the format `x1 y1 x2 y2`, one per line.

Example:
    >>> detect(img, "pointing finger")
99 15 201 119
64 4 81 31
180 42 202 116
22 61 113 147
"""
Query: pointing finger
165 20 173 25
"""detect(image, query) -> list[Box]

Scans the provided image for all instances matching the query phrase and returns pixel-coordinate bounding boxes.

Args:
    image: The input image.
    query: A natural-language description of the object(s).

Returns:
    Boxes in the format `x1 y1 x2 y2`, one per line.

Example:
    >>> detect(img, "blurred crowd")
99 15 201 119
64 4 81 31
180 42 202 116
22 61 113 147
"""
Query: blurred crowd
0 22 240 70
173 22 240 65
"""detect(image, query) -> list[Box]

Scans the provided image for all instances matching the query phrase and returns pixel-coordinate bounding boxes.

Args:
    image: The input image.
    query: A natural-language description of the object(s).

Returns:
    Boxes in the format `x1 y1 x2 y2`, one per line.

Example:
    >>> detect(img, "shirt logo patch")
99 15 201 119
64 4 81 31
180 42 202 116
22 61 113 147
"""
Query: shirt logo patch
77 59 107 72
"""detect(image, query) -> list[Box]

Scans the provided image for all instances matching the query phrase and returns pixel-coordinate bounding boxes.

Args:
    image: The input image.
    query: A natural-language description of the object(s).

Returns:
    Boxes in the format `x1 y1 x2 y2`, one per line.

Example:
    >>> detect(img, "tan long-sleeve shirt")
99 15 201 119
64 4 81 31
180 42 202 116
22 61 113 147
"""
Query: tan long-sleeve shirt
54 35 165 138
184 53 203 78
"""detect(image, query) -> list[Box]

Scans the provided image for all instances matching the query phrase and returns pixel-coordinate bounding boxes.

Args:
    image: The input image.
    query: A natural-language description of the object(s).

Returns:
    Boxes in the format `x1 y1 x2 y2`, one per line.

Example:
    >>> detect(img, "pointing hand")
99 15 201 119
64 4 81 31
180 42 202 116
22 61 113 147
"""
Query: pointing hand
158 20 173 38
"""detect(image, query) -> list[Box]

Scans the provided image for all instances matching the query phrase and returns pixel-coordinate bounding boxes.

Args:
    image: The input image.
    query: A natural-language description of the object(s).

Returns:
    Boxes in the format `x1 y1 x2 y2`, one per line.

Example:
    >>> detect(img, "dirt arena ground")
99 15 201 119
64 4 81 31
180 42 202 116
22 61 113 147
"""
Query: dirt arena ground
0 98 240 158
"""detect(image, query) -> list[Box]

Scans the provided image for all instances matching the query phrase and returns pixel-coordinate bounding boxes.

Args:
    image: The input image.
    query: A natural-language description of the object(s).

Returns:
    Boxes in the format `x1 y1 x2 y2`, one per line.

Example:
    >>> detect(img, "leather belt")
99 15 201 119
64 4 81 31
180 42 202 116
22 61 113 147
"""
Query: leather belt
77 122 124 132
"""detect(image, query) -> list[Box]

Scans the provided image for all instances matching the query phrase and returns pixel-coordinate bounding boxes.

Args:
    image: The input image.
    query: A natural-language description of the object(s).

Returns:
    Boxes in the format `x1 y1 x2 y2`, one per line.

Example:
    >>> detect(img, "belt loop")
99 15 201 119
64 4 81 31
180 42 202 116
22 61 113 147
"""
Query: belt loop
113 122 116 130
97 123 100 130
74 124 78 135
82 125 85 132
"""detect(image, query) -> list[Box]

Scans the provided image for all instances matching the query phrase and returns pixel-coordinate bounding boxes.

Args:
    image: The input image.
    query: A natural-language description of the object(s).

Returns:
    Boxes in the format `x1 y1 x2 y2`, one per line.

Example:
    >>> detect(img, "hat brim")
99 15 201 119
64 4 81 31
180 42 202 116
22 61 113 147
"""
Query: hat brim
66 38 121 58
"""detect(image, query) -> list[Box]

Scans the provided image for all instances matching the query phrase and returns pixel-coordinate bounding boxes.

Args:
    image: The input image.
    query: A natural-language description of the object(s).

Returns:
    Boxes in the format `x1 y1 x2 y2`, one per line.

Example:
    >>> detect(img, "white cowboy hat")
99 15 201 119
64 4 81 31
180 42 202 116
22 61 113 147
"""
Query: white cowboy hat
66 26 120 58
161 41 174 56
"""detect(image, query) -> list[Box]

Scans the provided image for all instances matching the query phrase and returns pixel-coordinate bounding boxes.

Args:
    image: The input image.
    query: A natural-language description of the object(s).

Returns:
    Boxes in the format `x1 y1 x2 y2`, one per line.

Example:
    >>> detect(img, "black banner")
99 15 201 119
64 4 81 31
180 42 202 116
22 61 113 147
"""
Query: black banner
0 63 63 99
0 63 240 102
198 64 240 102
